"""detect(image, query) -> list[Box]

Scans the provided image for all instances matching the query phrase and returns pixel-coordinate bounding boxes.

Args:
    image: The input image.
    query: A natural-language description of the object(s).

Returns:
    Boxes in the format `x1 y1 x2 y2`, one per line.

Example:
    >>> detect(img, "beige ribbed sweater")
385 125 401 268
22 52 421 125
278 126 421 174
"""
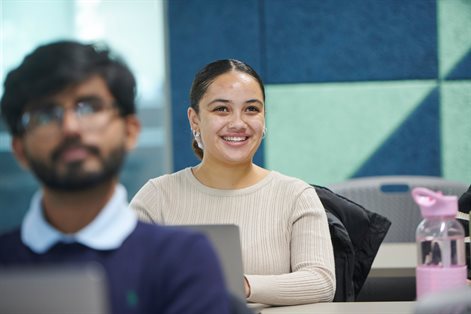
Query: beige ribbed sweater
129 168 335 305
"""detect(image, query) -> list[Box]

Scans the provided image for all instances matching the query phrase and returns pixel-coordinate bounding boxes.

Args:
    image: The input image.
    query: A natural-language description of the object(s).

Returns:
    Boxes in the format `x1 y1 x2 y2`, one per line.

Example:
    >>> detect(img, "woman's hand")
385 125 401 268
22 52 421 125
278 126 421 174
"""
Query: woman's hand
244 276 251 298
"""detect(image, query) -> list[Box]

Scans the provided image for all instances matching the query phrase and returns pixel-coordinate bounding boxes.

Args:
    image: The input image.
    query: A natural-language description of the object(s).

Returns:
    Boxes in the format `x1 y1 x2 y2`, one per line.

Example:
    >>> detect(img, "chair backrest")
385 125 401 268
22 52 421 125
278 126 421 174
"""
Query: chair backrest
328 176 469 243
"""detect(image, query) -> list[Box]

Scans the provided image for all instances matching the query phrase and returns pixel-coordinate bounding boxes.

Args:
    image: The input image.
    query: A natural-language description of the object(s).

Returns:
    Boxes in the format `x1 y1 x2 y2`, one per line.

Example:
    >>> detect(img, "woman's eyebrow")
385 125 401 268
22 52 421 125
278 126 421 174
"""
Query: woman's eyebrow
206 98 231 106
245 99 264 105
205 98 264 107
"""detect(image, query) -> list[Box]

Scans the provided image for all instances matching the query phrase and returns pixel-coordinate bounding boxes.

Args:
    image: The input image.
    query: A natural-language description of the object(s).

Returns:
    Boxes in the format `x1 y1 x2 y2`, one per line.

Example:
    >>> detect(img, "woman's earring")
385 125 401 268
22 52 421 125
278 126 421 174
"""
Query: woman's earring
192 129 204 149
262 127 267 139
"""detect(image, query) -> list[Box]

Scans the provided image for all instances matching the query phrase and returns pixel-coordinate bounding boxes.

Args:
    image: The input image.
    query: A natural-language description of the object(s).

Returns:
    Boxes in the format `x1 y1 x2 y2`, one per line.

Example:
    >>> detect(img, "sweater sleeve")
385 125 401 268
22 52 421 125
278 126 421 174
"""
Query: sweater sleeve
245 187 336 305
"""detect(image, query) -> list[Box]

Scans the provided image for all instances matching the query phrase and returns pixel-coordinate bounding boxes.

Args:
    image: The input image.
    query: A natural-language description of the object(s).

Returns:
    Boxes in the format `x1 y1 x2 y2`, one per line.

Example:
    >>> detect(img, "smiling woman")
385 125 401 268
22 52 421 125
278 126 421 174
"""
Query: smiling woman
130 59 336 306
188 69 266 180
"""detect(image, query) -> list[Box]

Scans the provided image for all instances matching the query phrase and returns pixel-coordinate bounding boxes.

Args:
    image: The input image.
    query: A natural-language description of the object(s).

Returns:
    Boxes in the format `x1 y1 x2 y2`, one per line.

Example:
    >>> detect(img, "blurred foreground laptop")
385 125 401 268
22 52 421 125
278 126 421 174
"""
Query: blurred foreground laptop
177 224 268 313
415 286 471 314
177 224 245 299
0 263 109 314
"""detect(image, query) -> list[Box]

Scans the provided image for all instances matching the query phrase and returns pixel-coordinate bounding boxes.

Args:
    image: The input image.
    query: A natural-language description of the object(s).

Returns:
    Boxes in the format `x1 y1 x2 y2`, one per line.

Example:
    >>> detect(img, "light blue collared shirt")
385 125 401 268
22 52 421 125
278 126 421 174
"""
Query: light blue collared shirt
21 184 138 254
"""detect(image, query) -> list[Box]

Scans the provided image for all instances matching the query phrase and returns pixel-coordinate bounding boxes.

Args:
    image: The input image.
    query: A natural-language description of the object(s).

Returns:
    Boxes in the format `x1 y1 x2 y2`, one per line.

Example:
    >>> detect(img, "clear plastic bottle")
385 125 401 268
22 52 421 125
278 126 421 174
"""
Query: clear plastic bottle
412 187 467 299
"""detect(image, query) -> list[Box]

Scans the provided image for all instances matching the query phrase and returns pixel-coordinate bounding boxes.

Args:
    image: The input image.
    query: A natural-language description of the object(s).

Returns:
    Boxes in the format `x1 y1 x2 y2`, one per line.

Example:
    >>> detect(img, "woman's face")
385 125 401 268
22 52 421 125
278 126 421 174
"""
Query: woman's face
188 70 265 166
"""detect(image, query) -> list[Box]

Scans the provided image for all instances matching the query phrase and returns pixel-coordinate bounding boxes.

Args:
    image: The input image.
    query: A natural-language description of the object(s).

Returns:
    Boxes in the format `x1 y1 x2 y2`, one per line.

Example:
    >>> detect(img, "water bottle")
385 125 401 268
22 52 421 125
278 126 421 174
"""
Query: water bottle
412 187 467 299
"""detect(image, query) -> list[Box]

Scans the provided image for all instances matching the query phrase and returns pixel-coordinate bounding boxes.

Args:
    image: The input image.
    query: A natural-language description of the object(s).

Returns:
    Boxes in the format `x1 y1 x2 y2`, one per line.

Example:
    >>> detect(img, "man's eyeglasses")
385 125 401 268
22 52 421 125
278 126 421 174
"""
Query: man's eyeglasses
19 98 119 135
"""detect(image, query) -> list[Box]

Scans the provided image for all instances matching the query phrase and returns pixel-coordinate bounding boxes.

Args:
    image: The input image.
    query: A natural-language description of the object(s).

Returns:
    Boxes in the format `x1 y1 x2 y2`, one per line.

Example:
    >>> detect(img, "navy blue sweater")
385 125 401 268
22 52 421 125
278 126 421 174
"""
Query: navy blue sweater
0 222 230 314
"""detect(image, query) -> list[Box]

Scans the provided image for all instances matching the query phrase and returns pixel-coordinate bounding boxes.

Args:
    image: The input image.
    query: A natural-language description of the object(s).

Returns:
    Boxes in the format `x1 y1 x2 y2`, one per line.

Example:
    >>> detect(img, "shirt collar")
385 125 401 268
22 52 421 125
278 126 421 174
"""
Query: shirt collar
21 184 137 254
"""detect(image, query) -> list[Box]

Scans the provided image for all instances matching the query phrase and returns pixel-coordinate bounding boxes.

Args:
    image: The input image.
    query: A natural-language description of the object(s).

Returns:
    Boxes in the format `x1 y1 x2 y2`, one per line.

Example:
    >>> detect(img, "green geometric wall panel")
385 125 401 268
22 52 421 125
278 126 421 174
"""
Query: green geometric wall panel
441 82 471 183
438 0 471 78
265 81 437 185
353 88 440 177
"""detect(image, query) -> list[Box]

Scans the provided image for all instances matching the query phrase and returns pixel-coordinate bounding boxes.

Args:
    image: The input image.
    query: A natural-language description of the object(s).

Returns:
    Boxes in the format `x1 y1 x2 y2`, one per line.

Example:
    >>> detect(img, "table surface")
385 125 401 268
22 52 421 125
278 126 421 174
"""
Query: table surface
369 242 416 277
260 301 416 314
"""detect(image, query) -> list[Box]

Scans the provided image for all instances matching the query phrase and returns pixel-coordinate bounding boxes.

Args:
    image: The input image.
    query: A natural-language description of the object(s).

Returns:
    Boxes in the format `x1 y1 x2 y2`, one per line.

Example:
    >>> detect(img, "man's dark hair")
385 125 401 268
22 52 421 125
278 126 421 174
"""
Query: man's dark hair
1 40 137 136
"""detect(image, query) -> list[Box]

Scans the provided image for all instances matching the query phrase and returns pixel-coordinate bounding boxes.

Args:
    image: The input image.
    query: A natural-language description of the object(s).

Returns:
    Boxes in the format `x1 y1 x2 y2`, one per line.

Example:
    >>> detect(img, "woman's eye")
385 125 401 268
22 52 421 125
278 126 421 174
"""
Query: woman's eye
246 106 260 112
214 106 228 112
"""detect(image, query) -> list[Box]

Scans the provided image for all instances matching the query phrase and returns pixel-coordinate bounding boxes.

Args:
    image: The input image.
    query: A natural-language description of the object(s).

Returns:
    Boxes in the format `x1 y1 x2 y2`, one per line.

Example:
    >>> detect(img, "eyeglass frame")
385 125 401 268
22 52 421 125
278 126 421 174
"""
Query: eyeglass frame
17 96 121 135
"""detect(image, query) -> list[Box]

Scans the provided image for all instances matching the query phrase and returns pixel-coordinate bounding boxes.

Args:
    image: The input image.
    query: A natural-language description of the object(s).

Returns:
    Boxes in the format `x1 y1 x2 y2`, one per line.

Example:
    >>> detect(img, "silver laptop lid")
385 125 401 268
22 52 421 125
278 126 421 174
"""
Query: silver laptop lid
176 224 246 300
0 263 109 314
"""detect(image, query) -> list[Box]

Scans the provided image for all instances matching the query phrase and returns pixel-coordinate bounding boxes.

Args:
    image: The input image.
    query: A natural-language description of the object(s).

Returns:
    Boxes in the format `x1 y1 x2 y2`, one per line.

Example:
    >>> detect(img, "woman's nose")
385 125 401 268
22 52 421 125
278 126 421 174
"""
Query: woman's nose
228 113 246 129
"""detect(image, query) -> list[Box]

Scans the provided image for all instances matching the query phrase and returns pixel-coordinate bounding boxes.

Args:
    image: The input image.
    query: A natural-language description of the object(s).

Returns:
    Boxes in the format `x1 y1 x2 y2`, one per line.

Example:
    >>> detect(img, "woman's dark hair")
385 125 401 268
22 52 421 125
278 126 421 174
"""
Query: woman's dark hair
0 40 137 136
189 59 265 159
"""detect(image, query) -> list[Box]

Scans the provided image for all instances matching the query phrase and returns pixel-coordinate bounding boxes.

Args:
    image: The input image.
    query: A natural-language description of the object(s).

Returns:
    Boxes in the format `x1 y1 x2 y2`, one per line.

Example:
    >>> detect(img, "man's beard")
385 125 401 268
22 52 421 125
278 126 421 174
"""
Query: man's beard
25 140 126 192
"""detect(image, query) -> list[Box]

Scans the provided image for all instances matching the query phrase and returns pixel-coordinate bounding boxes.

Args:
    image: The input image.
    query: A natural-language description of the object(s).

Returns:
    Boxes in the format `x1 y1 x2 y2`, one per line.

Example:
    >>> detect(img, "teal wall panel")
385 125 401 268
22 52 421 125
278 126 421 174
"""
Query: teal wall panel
263 0 438 83
353 89 441 177
438 0 471 79
441 82 471 182
168 0 471 185
265 81 436 185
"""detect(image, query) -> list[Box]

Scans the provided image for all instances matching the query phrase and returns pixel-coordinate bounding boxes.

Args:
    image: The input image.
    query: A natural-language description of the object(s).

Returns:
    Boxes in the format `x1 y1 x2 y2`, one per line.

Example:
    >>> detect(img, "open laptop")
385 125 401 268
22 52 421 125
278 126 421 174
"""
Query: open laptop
176 224 268 313
0 263 109 314
176 224 246 299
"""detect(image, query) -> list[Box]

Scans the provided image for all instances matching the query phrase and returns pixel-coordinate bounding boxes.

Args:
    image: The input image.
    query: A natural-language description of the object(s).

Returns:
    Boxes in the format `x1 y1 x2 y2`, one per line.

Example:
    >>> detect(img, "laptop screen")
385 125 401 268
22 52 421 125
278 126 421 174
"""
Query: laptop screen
0 263 109 314
175 224 246 300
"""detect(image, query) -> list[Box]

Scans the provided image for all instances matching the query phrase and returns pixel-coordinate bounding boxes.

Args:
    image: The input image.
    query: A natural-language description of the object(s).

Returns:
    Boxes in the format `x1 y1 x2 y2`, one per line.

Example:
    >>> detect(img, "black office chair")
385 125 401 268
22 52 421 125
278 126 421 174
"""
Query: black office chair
328 176 469 243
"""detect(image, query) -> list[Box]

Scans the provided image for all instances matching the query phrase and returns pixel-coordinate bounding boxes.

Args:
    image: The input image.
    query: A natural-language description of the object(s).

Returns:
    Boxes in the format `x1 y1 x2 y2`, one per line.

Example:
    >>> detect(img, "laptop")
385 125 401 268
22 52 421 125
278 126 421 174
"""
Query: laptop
0 263 109 314
176 224 268 313
176 224 246 300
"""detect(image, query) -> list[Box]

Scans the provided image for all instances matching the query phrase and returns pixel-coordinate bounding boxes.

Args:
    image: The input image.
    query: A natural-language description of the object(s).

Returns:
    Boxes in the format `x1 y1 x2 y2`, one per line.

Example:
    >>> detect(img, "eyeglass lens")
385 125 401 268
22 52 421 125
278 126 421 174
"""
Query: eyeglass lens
20 97 116 134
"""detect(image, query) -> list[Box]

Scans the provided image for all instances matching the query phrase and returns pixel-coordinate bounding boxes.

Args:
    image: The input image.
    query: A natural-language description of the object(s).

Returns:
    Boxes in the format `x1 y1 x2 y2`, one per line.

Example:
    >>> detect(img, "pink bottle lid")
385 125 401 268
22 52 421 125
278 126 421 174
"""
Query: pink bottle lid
411 187 458 218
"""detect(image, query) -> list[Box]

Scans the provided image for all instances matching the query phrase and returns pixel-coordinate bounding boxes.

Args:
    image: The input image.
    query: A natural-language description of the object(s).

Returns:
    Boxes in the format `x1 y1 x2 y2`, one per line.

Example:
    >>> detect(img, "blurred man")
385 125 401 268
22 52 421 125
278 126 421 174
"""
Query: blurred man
0 40 230 314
